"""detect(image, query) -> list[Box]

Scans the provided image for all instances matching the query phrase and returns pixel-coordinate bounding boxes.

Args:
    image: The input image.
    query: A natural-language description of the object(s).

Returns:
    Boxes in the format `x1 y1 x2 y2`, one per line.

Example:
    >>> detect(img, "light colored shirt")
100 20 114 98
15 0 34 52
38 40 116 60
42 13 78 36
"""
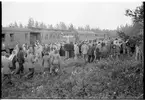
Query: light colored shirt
81 44 89 54
2 56 11 74
74 44 79 54
43 55 50 68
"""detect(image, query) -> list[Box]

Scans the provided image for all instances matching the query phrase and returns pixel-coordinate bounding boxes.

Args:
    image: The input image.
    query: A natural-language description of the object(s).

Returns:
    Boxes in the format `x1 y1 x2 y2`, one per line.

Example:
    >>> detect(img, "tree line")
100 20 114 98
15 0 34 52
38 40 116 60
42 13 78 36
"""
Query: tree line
7 19 119 37
8 19 92 31
117 3 143 45
6 3 143 38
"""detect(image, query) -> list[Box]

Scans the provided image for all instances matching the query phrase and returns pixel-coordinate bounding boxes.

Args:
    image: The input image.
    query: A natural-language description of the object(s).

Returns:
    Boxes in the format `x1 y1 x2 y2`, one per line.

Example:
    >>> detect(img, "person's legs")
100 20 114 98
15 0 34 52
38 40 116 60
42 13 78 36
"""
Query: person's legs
63 50 65 57
50 64 53 74
95 53 98 60
98 52 101 60
91 55 95 62
27 68 34 79
127 47 130 56
74 53 77 60
82 54 84 60
65 51 68 59
16 63 24 75
20 63 24 74
54 64 60 75
52 64 57 75
16 64 21 74
94 53 97 60
84 54 87 62
90 55 92 62
139 50 141 61
67 51 70 58
140 51 143 62
70 50 73 58
123 47 126 54
69 50 72 58
135 50 138 60
10 62 16 71
72 51 74 58
11 57 16 71
88 55 91 63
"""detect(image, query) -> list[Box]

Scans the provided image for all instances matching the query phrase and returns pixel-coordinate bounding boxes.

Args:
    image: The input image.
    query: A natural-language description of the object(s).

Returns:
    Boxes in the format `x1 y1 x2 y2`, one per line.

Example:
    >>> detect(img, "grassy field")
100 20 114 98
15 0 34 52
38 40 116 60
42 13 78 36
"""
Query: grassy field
1 55 143 99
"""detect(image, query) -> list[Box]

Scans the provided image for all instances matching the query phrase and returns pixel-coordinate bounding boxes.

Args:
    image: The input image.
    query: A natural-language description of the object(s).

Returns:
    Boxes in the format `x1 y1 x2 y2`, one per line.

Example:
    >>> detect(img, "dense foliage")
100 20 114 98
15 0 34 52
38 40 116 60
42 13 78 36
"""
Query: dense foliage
117 3 143 46
125 3 144 26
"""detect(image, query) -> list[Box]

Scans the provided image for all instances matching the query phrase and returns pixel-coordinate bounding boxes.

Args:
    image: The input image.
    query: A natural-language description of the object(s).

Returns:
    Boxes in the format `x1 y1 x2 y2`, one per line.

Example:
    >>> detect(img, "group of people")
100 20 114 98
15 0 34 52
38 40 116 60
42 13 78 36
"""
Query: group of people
1 38 143 86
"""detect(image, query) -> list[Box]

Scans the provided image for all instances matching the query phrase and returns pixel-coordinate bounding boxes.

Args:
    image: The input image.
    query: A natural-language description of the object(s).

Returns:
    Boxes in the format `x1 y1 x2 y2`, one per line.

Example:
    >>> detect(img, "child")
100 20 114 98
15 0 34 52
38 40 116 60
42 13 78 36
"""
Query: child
42 52 50 72
2 51 13 86
25 51 35 79
50 50 61 75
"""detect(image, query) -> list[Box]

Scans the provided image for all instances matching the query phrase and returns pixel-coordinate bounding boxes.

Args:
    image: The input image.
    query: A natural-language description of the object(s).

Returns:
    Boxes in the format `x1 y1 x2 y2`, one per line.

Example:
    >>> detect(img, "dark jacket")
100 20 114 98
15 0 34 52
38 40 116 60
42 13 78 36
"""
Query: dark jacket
70 43 74 51
88 46 95 55
17 50 25 64
64 44 69 51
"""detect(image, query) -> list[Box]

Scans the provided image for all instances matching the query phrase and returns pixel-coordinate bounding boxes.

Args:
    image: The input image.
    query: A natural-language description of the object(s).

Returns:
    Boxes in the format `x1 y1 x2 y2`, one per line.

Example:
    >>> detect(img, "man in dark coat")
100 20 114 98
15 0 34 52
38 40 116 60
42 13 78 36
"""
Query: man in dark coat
88 44 95 63
16 47 25 75
69 42 74 58
59 45 65 56
64 43 70 59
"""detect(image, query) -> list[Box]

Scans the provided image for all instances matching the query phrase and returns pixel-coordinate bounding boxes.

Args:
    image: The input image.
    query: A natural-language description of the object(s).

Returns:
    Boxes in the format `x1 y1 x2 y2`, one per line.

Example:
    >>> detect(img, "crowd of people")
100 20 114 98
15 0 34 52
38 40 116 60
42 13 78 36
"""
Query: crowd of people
1 38 143 86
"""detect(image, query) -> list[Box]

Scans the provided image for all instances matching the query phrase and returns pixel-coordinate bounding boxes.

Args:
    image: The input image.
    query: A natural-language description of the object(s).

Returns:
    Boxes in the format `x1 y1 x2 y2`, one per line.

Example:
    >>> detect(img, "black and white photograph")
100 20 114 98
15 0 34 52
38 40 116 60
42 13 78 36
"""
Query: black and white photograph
1 0 144 99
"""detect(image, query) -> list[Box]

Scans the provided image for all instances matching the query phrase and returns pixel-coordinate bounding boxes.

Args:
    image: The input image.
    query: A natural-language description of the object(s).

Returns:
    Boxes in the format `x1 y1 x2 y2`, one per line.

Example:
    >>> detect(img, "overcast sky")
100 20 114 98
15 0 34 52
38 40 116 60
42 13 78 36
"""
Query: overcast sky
2 1 142 30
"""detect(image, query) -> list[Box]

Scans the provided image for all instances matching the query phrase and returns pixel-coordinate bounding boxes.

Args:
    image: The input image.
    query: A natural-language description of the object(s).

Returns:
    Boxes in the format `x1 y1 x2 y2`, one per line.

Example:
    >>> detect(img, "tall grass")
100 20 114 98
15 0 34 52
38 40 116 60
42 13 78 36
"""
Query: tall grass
2 56 143 99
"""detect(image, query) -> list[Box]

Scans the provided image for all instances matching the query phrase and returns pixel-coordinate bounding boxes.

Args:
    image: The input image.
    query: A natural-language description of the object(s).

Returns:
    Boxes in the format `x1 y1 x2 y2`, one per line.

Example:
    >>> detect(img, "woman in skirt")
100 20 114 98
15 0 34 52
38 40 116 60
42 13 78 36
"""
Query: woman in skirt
25 51 35 79
50 50 61 75
42 52 50 72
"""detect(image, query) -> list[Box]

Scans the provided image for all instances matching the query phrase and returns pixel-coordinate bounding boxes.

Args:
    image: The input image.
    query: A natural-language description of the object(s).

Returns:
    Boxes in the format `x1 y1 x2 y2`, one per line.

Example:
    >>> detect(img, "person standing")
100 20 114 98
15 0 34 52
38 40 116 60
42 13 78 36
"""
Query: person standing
78 42 83 57
11 51 17 71
74 43 79 60
91 44 96 62
125 39 131 56
59 45 65 57
16 47 25 75
42 52 50 72
70 42 74 58
95 44 101 61
50 50 61 75
135 44 140 61
25 51 35 79
122 41 127 55
87 44 95 63
64 43 69 60
29 46 34 55
81 42 89 62
2 52 13 86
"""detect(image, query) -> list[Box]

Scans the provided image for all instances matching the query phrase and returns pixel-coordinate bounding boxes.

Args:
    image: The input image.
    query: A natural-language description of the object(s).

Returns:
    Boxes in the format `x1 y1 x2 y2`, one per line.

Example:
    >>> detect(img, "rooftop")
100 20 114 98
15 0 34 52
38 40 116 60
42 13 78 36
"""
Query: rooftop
77 31 96 34
2 27 74 32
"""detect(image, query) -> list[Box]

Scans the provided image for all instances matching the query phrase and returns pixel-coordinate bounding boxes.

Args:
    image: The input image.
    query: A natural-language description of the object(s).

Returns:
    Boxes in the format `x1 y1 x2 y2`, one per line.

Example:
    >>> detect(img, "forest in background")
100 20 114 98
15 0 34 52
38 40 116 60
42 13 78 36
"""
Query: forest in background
3 3 143 38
